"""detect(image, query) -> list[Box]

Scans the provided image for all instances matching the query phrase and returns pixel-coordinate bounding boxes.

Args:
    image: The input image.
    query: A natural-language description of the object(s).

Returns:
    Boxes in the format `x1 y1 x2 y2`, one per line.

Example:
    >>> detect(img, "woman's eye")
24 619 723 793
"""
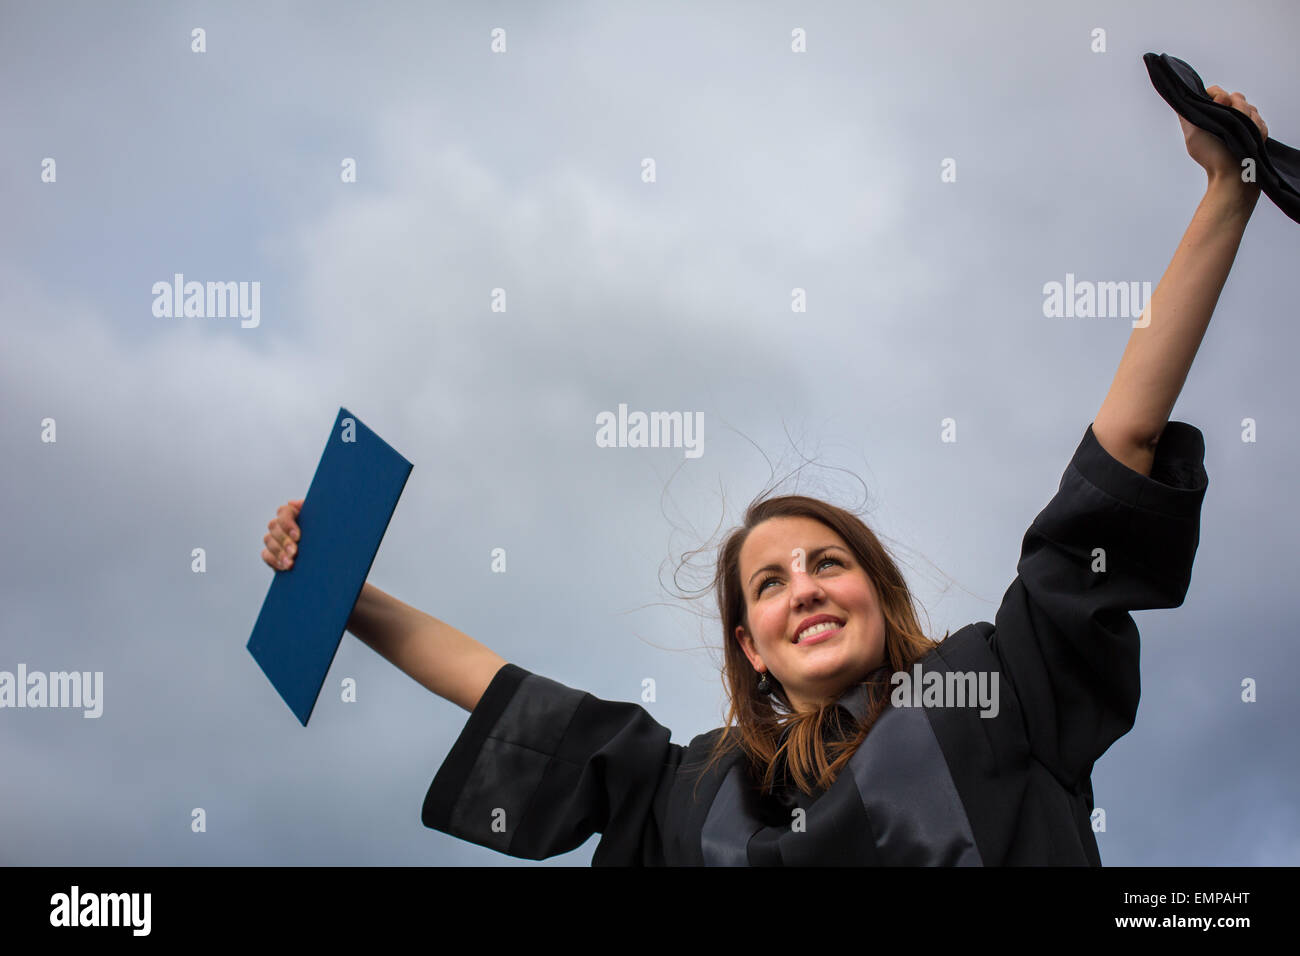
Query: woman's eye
756 557 841 594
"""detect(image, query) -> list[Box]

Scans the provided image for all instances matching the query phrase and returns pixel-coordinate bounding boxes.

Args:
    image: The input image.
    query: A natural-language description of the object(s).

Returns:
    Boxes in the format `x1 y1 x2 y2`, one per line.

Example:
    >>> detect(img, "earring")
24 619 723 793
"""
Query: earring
756 670 772 695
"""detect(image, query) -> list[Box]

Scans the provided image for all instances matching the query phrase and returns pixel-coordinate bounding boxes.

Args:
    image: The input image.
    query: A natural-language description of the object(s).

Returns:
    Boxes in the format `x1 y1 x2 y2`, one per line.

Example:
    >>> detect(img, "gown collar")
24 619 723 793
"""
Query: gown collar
835 663 891 722
777 664 891 740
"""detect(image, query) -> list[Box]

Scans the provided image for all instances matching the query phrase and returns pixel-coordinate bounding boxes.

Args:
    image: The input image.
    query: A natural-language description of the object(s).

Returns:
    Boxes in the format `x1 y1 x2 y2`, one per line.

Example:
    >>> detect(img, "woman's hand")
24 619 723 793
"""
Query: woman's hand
261 498 304 571
1181 85 1269 187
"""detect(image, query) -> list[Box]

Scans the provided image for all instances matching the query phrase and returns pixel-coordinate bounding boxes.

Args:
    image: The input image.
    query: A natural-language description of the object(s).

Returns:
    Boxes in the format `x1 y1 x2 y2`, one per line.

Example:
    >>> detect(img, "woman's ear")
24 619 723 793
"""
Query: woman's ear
735 626 764 672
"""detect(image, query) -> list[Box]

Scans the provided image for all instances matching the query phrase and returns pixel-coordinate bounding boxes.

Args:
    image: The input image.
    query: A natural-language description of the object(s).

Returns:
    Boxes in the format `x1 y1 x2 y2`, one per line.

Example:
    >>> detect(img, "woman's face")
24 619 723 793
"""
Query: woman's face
734 516 886 713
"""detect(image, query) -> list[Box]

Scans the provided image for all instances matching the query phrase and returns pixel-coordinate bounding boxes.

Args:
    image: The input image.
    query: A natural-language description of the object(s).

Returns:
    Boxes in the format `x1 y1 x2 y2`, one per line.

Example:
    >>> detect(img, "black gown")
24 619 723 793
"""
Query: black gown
421 421 1208 865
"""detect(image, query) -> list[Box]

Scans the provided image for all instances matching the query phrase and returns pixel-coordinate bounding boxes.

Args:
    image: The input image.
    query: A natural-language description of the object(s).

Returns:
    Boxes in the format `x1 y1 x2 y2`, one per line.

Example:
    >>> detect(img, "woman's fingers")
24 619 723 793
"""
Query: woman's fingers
262 531 293 569
275 508 300 542
1249 107 1269 140
266 516 294 549
262 538 287 569
263 529 295 556
262 499 305 570
264 542 293 570
1207 85 1268 139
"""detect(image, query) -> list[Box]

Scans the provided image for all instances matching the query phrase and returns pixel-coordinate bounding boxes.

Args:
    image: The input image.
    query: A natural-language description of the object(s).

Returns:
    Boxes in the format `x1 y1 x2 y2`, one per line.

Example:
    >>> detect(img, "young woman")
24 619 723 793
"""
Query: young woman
260 86 1267 866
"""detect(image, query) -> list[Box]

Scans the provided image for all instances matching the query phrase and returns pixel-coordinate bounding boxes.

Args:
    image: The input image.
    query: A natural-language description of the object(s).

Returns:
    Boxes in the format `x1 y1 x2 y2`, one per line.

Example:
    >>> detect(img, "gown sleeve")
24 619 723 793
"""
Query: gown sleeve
420 662 686 864
989 421 1208 791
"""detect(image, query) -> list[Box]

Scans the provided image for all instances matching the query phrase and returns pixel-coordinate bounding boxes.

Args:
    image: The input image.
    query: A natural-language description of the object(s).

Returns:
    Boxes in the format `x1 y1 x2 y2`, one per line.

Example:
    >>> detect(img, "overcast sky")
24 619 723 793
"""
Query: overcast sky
2 0 1297 867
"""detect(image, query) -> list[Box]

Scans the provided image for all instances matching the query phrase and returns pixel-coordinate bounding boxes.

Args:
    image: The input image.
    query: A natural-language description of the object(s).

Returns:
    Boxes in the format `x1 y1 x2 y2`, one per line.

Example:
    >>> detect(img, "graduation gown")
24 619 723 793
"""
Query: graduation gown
421 421 1208 865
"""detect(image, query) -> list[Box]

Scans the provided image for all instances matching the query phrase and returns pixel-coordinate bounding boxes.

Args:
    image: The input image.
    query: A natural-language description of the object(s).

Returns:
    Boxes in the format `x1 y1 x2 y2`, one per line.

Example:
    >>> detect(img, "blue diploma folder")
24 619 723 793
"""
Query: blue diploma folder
247 408 412 725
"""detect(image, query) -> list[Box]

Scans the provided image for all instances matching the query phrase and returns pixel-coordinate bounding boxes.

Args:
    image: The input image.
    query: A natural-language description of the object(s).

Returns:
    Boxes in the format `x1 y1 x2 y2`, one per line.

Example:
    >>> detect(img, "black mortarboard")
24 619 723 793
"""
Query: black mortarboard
1143 52 1300 225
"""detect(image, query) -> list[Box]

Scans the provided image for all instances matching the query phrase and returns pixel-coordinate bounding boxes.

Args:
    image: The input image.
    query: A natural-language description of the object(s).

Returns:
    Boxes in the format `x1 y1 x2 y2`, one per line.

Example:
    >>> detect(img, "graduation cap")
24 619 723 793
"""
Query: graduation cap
1143 52 1300 225
247 407 413 726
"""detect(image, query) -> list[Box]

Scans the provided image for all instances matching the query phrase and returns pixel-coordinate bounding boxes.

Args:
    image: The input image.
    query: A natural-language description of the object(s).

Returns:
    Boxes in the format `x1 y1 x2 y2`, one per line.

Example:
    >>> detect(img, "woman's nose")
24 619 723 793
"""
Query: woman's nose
789 571 824 602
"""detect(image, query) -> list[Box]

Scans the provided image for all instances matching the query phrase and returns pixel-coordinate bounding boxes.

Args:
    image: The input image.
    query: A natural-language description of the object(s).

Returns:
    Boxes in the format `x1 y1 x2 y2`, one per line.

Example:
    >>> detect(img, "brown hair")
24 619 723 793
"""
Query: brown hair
697 493 946 797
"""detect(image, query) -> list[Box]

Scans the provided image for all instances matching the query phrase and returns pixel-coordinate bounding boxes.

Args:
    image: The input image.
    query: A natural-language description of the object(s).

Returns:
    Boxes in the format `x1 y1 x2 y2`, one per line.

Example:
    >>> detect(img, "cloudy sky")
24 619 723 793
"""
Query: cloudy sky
2 0 1296 867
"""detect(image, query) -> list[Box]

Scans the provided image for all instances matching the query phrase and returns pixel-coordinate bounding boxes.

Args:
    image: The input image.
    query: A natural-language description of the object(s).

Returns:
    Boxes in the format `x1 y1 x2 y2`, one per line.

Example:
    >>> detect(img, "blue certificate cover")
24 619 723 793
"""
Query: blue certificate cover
247 408 412 725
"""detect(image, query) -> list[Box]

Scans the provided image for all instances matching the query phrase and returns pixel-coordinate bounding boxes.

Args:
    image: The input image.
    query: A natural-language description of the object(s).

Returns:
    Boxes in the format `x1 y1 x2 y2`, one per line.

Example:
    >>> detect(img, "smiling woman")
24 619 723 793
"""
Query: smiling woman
256 58 1262 866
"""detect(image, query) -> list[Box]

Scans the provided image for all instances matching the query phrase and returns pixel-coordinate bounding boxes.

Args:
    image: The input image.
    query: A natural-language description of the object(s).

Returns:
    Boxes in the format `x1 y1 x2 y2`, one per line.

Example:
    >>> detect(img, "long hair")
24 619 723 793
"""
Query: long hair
698 494 946 797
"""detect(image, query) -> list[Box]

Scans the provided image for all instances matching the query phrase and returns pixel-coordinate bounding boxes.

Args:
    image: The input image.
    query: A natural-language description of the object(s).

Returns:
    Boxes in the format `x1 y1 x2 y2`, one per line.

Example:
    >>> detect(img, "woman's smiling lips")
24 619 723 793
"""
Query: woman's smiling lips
792 614 844 643
794 621 844 646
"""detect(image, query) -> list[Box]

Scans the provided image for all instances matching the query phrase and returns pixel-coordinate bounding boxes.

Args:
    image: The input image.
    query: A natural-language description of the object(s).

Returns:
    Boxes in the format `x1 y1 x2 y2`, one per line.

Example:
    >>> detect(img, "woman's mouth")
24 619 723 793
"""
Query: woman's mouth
794 622 843 646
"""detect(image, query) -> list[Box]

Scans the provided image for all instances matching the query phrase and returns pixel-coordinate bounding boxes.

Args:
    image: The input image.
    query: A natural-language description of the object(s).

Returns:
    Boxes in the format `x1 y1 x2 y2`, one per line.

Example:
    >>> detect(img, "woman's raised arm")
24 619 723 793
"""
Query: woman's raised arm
262 499 507 712
1092 84 1266 476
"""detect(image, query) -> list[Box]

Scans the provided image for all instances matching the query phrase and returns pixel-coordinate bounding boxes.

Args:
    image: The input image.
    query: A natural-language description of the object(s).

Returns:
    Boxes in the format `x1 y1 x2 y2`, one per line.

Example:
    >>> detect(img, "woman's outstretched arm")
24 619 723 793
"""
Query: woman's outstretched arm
346 582 507 713
1092 85 1267 476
